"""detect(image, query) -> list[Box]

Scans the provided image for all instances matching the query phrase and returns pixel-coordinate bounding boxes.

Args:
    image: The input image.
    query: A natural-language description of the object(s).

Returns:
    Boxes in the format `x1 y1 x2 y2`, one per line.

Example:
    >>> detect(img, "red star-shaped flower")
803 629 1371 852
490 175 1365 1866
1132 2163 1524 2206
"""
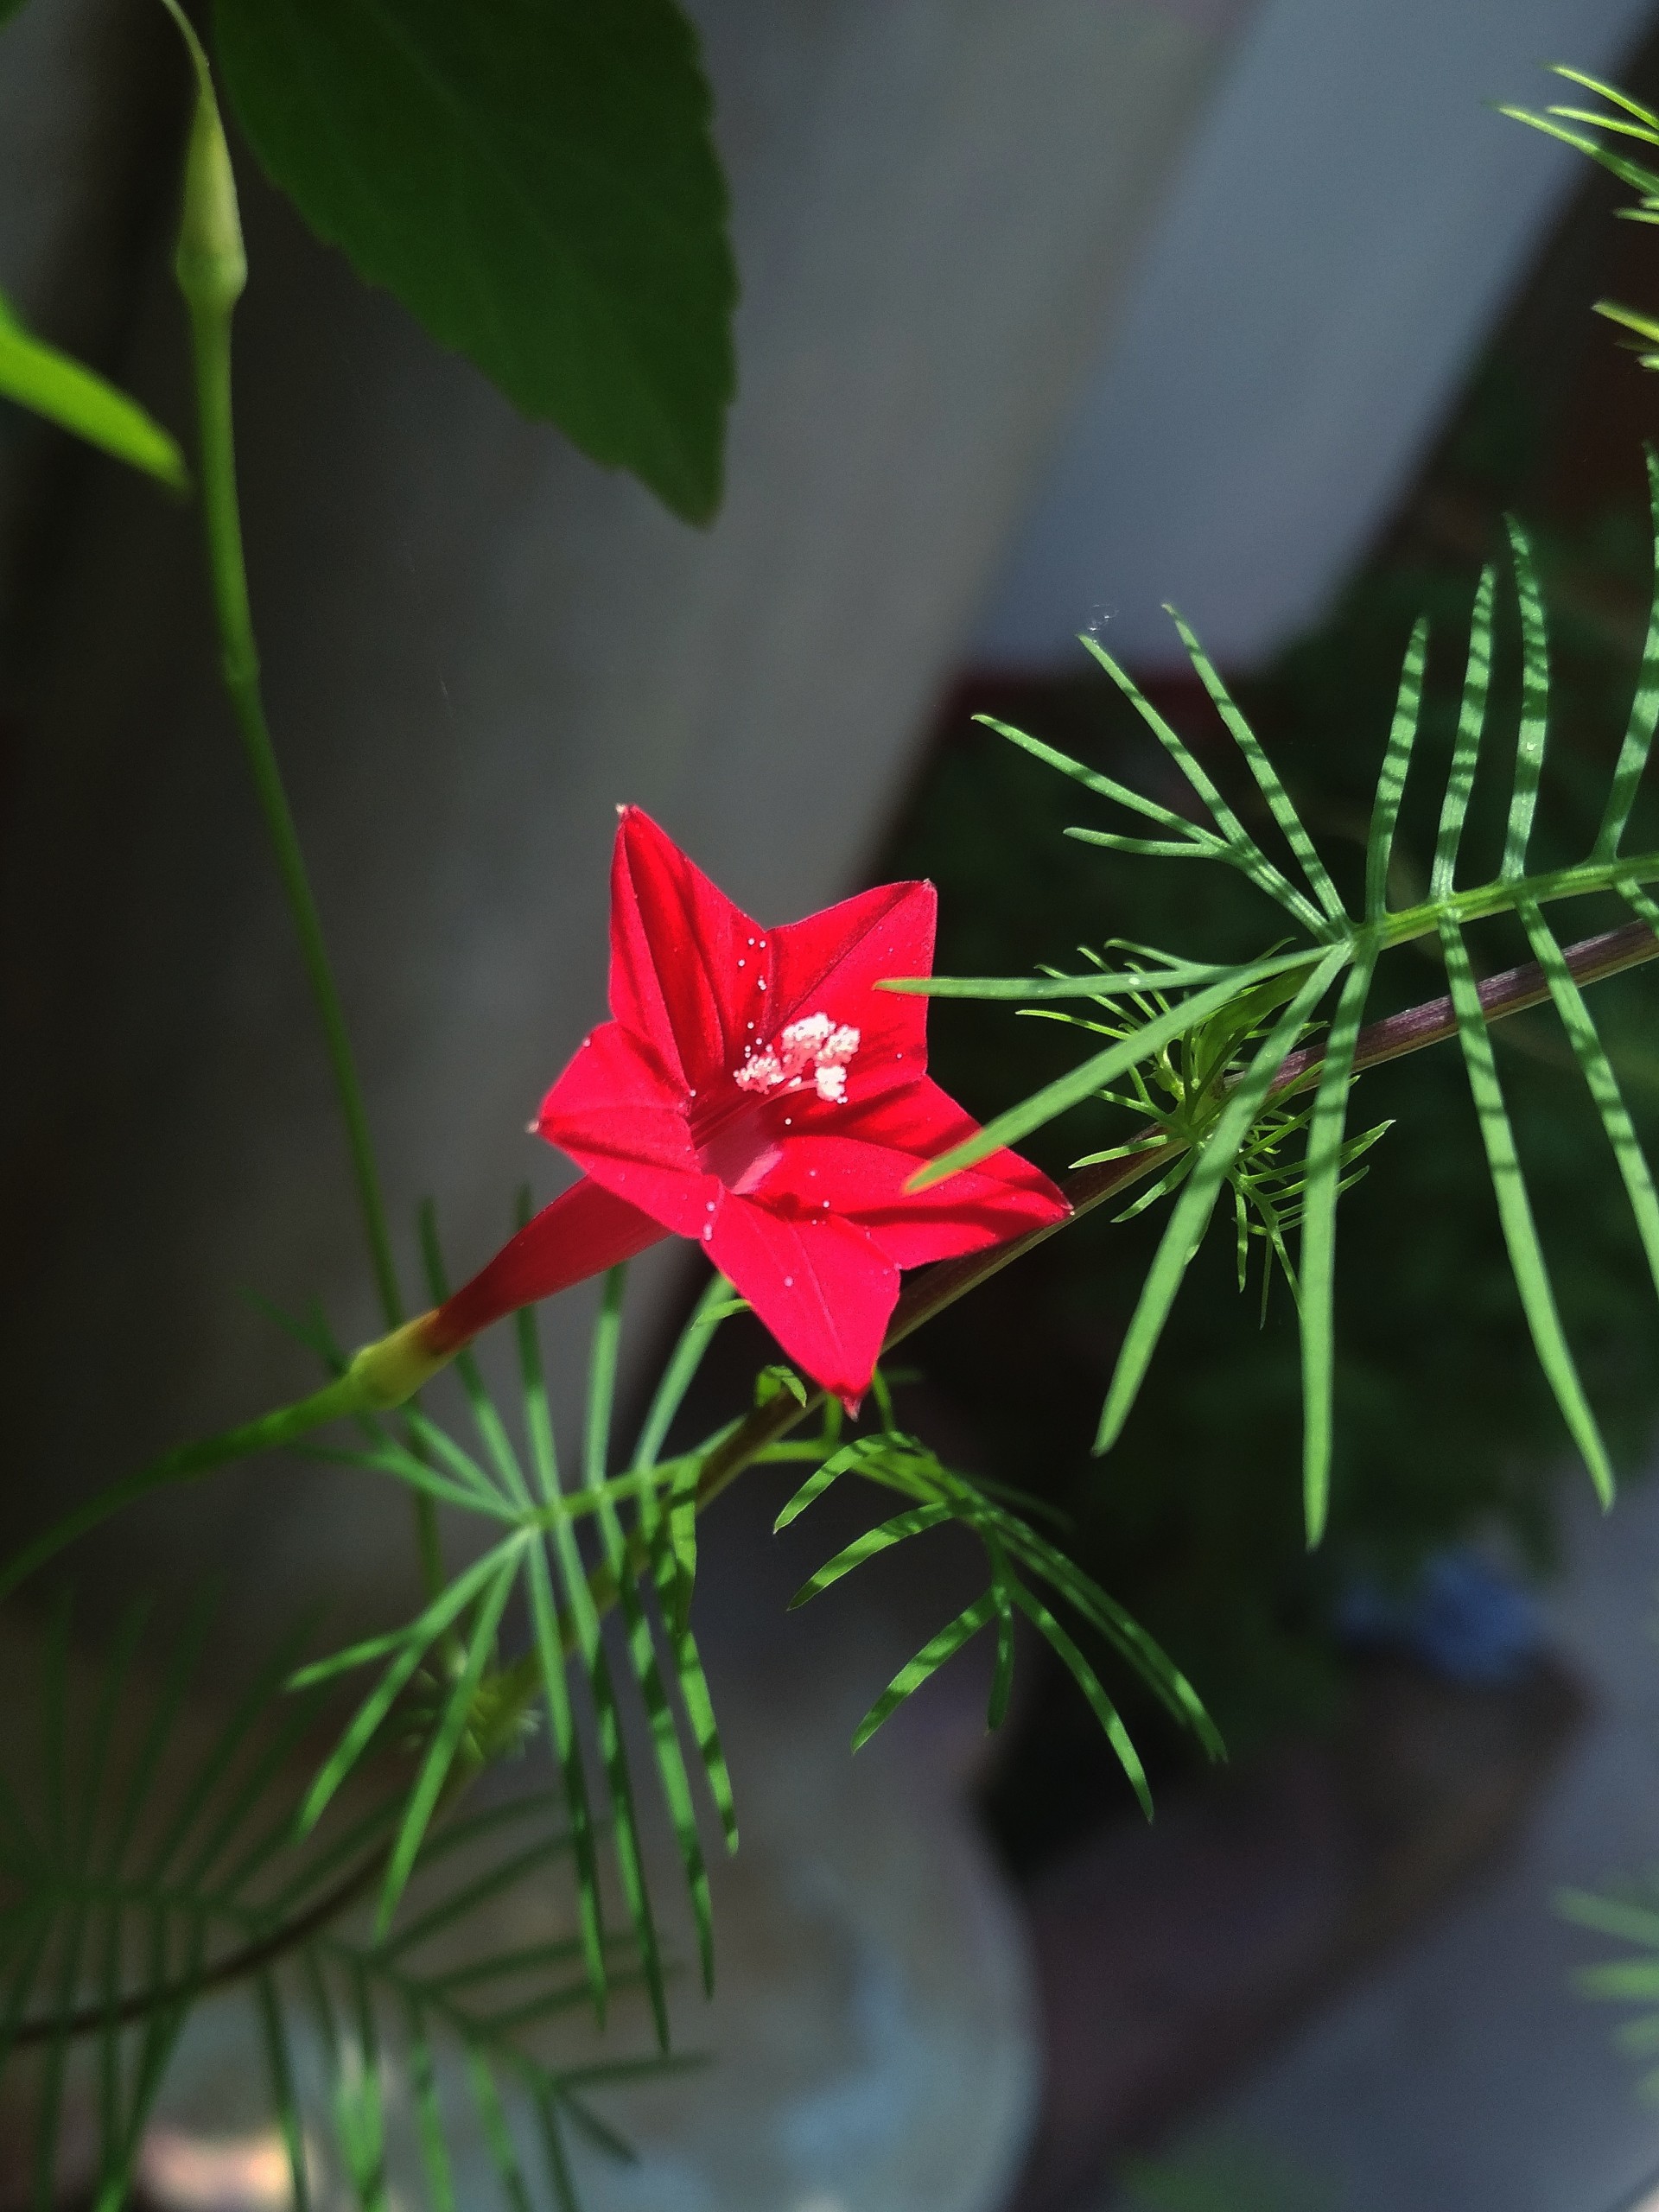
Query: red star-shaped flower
429 808 1067 1402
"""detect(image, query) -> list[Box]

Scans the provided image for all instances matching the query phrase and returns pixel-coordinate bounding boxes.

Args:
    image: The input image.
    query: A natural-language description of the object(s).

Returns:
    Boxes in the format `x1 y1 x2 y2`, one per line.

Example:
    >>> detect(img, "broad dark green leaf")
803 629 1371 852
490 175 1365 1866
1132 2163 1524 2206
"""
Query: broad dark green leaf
213 0 736 522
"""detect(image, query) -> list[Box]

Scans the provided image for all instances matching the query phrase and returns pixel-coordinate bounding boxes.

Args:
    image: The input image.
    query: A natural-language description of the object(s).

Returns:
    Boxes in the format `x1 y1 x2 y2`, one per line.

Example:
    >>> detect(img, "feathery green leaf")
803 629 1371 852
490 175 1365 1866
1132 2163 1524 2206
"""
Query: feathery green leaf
1298 950 1382 1544
1365 616 1429 918
1440 913 1614 1503
1096 949 1348 1453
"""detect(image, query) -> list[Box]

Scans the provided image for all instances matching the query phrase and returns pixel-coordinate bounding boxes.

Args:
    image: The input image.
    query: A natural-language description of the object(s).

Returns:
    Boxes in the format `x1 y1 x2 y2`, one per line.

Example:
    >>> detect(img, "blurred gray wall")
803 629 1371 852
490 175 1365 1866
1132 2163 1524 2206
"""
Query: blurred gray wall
0 0 1249 1634
976 0 1659 673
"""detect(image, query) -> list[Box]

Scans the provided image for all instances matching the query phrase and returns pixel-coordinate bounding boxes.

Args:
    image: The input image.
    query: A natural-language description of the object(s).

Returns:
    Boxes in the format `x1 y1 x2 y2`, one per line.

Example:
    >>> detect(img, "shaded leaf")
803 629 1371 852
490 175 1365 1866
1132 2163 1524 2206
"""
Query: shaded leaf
213 0 736 522
850 1594 999 1751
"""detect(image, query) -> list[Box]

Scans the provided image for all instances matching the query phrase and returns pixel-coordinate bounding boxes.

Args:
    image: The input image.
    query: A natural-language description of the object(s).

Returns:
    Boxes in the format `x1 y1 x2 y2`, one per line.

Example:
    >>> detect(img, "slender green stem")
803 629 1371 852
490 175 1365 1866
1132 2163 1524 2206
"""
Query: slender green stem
1379 847 1659 949
184 305 401 1332
162 25 441 1595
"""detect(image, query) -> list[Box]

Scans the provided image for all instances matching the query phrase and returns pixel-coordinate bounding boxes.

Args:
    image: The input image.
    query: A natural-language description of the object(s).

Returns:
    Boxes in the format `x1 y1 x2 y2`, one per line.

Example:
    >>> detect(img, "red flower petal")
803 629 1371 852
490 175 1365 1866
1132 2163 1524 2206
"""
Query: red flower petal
761 1080 1067 1268
607 807 765 1092
709 1198 898 1406
767 878 934 1098
536 1019 712 1236
424 811 1066 1403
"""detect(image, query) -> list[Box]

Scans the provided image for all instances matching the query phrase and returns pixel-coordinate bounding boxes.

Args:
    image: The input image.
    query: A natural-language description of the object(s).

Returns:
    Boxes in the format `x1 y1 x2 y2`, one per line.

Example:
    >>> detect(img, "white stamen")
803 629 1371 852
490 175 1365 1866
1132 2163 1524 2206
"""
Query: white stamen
732 1010 861 1104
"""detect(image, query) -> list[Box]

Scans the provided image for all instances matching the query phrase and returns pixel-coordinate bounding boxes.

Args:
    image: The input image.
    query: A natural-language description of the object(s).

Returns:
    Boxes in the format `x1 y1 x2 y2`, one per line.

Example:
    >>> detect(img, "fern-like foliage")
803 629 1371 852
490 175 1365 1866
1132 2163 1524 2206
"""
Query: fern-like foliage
289 1220 1221 2027
0 1601 670 2212
1504 68 1659 367
1557 1873 1659 2101
897 481 1659 1541
283 1227 747 2059
3 1173 1220 2212
772 1399 1223 1805
1032 947 1392 1318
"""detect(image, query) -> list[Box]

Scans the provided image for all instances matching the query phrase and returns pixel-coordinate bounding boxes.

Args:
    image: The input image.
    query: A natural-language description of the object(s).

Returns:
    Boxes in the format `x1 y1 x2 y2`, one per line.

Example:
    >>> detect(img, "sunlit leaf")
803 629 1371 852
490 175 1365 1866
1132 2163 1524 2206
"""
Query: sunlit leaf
1298 950 1380 1544
0 289 187 490
1440 913 1614 1505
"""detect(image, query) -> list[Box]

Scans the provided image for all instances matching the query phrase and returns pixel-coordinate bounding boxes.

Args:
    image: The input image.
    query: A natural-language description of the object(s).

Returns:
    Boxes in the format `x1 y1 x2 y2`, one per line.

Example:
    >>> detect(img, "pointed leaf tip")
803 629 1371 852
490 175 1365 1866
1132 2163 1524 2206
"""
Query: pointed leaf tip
0 289 188 492
213 0 735 522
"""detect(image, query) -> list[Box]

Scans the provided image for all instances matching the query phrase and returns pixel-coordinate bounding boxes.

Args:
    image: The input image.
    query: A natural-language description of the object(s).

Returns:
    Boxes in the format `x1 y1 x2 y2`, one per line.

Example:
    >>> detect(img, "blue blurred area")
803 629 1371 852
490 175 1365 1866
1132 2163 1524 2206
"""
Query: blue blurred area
1337 1550 1548 1687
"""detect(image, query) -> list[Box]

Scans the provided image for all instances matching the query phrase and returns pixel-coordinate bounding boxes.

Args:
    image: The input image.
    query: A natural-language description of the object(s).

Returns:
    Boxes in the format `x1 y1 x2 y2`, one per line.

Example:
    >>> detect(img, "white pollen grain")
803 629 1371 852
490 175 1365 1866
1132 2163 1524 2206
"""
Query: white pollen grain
758 978 766 989
784 1274 793 1287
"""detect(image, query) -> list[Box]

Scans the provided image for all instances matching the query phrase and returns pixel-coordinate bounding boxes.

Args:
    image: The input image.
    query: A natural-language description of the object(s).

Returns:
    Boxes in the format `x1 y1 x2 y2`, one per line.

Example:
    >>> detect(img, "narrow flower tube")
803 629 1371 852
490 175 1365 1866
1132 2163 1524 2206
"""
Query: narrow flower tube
421 1179 665 1355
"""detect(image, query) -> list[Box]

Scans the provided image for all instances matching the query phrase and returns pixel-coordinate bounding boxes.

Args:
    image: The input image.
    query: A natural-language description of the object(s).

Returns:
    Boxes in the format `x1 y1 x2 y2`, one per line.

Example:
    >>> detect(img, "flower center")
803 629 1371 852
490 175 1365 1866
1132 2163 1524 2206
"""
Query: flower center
732 1012 861 1105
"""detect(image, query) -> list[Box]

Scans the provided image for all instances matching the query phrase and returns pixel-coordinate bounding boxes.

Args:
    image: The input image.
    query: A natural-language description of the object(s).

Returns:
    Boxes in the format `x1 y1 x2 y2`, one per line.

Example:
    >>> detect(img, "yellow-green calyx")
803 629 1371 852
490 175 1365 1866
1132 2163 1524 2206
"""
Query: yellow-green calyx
346 1315 455 1412
167 10 246 316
